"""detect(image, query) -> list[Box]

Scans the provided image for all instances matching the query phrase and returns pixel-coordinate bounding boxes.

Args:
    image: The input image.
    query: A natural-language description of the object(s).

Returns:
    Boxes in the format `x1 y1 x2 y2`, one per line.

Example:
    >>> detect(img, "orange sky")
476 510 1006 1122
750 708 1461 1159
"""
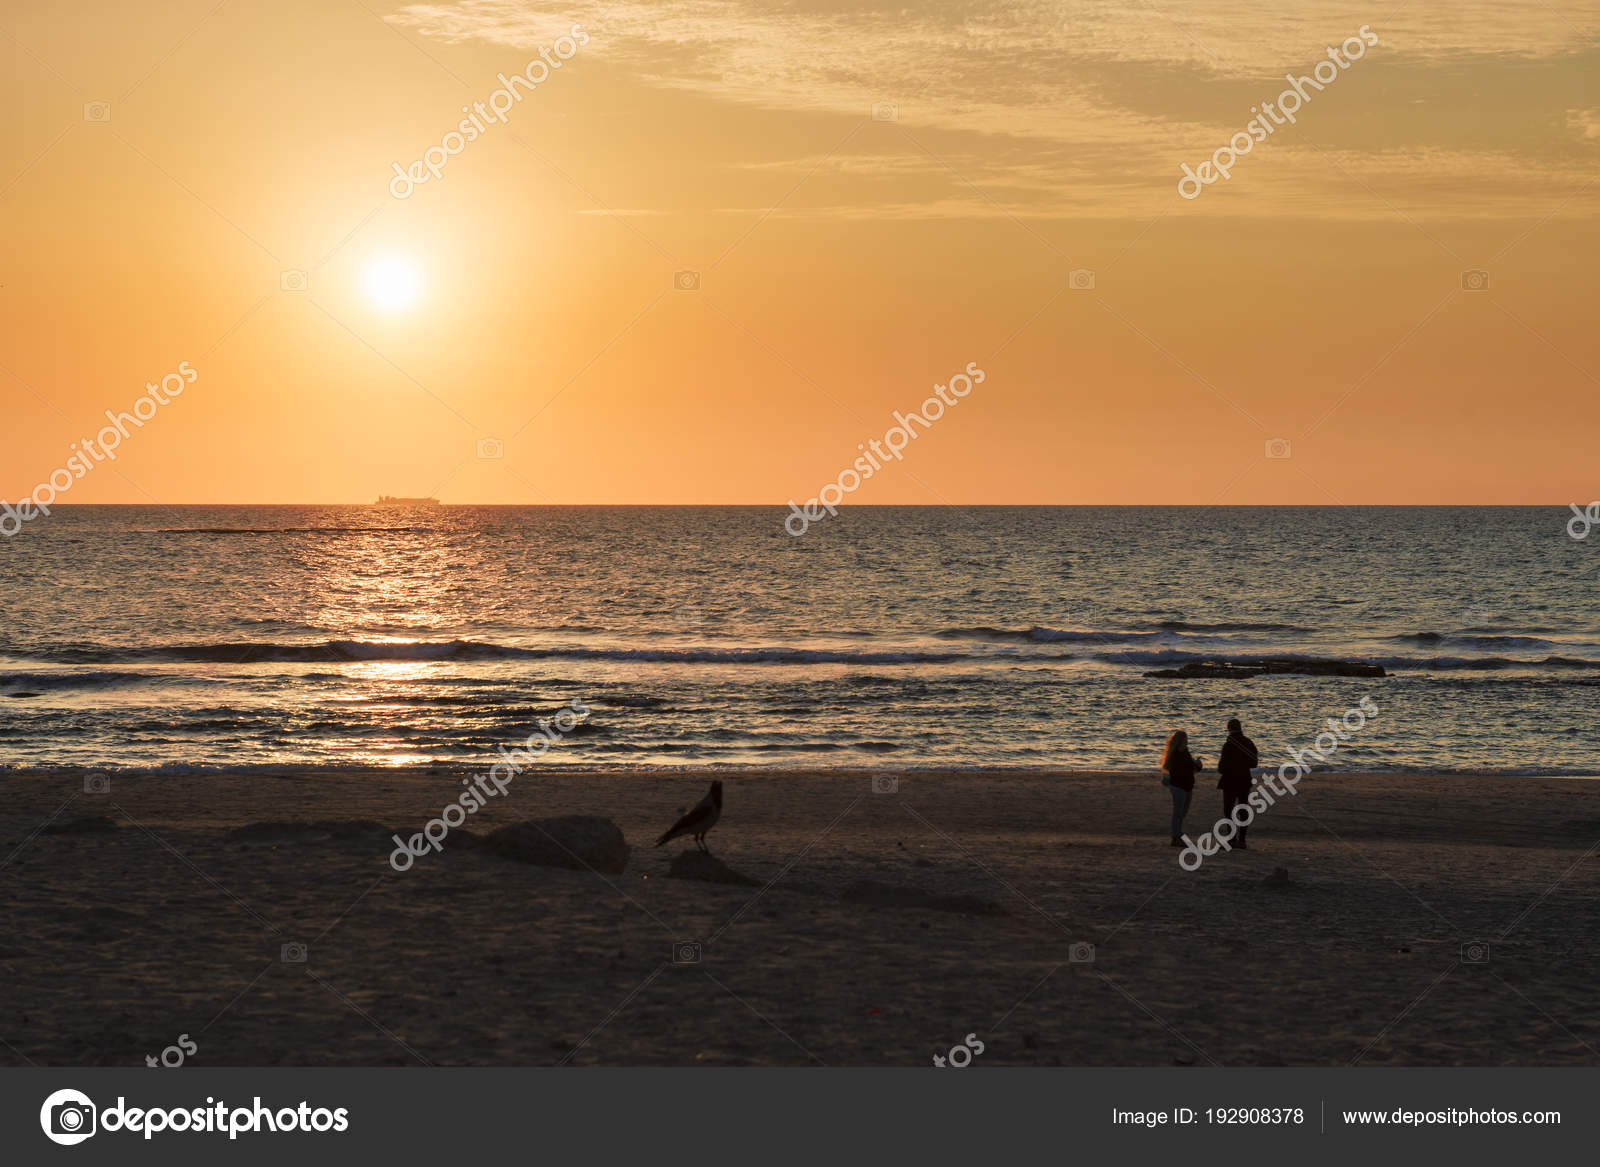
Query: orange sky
2 0 1597 505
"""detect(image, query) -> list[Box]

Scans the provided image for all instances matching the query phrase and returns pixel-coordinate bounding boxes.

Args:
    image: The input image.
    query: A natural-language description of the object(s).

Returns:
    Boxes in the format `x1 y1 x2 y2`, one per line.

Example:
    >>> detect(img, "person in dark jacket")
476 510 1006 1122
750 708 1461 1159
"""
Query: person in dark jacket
1216 718 1260 849
1161 730 1204 846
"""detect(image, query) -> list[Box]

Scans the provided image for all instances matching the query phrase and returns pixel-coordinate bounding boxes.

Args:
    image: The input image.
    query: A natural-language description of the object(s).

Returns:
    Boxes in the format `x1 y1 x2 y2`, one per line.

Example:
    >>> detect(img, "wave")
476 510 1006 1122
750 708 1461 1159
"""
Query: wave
4 759 1596 778
0 670 176 694
1099 649 1600 673
936 622 1311 644
1133 620 1312 633
1373 654 1600 671
936 626 1170 644
145 526 432 536
747 740 901 753
26 639 1054 667
21 637 1600 674
1095 649 1210 665
1390 632 1573 650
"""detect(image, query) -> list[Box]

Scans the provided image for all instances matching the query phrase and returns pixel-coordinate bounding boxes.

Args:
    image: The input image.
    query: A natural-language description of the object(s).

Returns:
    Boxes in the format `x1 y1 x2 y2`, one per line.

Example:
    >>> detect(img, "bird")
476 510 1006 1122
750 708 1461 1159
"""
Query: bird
655 781 723 853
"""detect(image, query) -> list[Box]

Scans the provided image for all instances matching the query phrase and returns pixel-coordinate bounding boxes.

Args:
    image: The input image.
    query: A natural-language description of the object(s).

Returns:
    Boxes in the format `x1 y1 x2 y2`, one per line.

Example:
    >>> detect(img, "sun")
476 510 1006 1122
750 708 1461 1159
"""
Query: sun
364 256 422 312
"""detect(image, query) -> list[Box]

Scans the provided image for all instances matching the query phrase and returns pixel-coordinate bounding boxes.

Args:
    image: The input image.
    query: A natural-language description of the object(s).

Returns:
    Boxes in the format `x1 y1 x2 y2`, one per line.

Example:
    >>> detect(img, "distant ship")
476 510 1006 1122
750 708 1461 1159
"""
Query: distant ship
375 496 439 506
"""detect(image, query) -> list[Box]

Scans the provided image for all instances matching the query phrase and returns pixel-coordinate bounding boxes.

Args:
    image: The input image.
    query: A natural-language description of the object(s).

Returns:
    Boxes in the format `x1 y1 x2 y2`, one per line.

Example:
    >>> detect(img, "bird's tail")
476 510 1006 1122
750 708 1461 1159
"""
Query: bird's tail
654 830 671 847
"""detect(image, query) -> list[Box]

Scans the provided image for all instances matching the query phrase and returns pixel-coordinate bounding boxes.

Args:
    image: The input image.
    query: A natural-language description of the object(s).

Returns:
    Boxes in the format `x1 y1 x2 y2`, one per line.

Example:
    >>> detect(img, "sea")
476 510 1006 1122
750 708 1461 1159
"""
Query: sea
1 506 1596 775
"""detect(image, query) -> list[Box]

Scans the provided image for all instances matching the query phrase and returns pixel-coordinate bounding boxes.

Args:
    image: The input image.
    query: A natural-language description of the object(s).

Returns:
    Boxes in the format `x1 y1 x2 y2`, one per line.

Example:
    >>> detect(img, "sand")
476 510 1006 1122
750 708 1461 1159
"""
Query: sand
1 766 1597 1067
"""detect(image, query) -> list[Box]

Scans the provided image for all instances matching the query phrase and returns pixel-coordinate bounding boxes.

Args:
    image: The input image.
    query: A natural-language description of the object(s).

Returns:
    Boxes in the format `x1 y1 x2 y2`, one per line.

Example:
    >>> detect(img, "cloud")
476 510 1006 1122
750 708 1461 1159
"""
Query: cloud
385 0 1600 218
1567 108 1600 140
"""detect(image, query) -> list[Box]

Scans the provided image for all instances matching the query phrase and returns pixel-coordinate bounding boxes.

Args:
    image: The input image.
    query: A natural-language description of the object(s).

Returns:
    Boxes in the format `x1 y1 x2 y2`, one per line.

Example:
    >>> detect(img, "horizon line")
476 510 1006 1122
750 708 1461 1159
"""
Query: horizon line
25 502 1588 509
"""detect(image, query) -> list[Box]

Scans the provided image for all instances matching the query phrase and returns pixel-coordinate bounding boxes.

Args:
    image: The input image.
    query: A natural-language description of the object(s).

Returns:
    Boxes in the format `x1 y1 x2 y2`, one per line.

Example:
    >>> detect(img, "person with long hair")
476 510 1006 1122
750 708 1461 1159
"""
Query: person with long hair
1161 729 1204 846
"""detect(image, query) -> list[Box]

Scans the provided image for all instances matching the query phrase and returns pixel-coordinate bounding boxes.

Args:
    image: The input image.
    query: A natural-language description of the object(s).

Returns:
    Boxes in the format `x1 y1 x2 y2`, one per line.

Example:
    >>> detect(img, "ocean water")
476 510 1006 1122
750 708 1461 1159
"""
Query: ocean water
1 506 1596 775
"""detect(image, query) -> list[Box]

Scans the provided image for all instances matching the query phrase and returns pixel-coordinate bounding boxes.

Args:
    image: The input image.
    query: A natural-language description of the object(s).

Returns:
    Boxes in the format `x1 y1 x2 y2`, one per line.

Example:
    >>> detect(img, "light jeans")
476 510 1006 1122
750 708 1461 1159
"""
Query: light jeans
1169 786 1193 839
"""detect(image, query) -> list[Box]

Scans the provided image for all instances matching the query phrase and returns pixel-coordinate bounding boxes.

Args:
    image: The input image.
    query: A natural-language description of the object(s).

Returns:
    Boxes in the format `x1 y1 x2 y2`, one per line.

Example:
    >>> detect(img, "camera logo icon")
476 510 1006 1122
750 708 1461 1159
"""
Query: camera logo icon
672 939 702 964
1461 269 1490 291
871 774 899 794
872 102 898 122
674 270 700 291
1069 268 1096 291
281 270 308 292
83 102 111 123
1461 940 1489 963
476 437 505 460
40 1089 97 1145
281 942 308 963
1068 941 1095 964
83 772 110 794
1265 438 1292 460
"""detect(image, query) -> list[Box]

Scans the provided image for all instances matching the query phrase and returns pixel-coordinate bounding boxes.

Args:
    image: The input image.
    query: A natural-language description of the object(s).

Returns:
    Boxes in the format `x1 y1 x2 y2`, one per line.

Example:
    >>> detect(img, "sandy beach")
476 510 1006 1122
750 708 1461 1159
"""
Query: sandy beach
1 767 1596 1067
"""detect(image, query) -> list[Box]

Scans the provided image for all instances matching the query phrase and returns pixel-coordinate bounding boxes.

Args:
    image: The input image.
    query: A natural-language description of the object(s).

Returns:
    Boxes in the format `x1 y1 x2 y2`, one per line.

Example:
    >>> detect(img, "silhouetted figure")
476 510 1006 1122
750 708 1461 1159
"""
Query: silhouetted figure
1217 718 1260 849
1161 731 1204 846
655 780 723 852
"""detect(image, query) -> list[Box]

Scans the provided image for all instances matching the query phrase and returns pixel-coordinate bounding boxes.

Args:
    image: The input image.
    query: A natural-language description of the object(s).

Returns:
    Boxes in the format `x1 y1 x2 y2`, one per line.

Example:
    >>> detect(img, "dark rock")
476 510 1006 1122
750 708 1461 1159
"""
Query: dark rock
666 851 760 886
1263 866 1292 887
483 817 630 875
1146 658 1385 679
1146 663 1267 679
41 816 117 835
840 880 1005 915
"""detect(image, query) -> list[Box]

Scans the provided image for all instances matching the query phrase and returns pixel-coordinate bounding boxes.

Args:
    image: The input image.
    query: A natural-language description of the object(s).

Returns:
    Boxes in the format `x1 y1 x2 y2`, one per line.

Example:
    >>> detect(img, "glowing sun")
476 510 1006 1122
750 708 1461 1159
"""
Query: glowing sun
364 256 422 311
